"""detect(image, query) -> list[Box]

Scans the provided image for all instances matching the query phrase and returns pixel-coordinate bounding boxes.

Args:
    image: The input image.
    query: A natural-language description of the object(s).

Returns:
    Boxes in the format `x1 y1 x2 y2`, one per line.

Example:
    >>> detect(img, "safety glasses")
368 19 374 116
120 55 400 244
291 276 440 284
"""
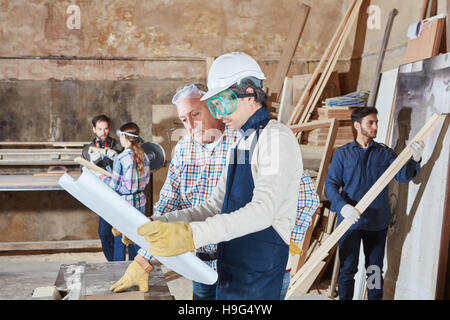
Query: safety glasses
116 130 144 143
206 89 256 119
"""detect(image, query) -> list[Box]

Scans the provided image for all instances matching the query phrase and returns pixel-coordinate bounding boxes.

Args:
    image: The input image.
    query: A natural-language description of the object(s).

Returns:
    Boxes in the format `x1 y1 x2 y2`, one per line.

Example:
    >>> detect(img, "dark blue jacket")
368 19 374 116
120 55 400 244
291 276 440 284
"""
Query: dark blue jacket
325 140 420 231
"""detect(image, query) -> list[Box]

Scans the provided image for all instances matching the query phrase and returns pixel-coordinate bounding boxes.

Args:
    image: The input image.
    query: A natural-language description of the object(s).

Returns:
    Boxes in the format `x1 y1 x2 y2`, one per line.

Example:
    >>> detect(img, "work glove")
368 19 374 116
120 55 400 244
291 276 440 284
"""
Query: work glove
88 148 102 163
110 260 151 293
341 204 360 223
111 228 135 245
409 140 425 162
137 221 195 257
289 240 303 256
111 227 121 237
104 148 118 160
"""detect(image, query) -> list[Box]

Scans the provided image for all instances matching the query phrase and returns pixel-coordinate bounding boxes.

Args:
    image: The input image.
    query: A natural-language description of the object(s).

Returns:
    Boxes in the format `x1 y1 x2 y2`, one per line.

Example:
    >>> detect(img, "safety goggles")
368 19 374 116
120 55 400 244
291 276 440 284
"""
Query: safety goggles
206 89 256 119
116 130 144 142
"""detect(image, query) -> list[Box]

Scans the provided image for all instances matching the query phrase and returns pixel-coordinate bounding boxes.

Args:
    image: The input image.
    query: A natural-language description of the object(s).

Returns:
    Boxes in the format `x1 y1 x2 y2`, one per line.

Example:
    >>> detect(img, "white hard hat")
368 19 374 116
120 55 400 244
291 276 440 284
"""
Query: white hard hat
201 52 266 101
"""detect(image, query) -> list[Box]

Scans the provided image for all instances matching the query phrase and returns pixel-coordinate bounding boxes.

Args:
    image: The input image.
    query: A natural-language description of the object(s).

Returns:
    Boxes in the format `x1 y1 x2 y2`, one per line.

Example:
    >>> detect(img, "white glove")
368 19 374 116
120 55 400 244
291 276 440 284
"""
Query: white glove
341 204 360 223
88 149 102 163
409 140 425 162
104 148 118 159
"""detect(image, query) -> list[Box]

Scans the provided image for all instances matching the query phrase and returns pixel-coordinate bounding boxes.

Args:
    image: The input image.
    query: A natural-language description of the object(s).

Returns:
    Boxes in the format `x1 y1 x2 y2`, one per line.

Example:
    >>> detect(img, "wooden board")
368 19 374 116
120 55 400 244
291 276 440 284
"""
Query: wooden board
278 77 294 124
0 240 101 252
373 68 399 146
404 16 445 64
269 4 310 101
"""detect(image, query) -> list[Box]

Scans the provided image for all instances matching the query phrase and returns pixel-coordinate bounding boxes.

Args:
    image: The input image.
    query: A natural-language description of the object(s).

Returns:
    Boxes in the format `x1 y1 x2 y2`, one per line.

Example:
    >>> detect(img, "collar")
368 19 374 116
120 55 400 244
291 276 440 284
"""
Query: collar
351 139 376 150
240 107 270 135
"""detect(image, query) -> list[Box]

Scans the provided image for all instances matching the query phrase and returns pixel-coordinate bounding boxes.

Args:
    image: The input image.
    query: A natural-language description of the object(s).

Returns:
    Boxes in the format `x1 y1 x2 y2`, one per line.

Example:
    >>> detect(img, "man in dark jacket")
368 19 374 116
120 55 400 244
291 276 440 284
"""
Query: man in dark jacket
82 114 123 261
325 107 424 300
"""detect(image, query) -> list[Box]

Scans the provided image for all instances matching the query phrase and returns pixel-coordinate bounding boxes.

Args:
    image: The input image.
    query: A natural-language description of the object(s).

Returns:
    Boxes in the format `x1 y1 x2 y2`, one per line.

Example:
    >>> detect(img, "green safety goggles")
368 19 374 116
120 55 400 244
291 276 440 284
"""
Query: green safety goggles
206 89 256 119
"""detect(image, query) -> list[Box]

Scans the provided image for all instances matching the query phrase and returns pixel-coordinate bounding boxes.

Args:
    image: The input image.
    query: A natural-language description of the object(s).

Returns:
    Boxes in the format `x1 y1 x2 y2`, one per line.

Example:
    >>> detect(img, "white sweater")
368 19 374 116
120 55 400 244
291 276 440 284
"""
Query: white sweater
156 120 303 248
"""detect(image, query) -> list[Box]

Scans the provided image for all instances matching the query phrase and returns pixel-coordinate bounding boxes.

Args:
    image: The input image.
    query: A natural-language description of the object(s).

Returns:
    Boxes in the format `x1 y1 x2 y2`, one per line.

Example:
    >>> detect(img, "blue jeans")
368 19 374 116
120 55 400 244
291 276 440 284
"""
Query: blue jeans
338 228 388 300
98 217 114 262
192 281 217 300
113 236 139 261
280 270 290 300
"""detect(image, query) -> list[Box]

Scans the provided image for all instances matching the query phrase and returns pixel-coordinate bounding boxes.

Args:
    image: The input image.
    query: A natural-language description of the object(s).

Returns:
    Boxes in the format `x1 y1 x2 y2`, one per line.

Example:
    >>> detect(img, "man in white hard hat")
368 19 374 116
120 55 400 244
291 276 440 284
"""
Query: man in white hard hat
137 52 304 299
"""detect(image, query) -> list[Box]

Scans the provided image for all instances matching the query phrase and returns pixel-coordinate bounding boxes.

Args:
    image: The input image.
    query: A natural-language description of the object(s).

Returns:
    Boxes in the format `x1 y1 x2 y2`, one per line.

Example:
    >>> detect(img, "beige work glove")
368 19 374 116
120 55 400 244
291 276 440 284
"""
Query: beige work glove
138 221 195 257
111 227 121 237
111 228 135 245
110 259 151 293
104 148 118 160
289 240 303 256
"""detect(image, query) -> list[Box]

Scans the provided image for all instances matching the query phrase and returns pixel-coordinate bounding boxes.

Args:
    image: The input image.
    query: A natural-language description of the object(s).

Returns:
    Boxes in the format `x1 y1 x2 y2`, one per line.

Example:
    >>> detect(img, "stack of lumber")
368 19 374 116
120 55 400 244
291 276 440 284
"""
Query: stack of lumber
307 107 355 147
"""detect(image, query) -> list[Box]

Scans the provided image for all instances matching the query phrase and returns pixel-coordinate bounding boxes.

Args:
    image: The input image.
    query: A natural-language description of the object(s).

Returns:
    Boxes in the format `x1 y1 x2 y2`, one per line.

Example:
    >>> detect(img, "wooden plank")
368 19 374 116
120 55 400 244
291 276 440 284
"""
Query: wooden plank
420 0 430 20
286 113 447 298
0 141 89 148
278 77 294 124
74 157 112 177
367 8 399 107
269 4 311 101
0 240 101 252
404 16 445 64
288 0 360 125
315 119 339 200
289 119 334 133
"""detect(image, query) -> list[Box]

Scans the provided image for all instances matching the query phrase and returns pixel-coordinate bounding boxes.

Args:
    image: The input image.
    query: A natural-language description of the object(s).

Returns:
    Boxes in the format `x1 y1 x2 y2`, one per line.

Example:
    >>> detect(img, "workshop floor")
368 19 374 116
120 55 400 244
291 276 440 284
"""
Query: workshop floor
0 252 333 300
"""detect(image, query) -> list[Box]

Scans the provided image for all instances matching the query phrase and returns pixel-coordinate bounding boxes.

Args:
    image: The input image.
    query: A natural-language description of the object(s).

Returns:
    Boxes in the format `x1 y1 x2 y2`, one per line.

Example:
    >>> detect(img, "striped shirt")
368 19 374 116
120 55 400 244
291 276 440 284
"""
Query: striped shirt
101 148 150 213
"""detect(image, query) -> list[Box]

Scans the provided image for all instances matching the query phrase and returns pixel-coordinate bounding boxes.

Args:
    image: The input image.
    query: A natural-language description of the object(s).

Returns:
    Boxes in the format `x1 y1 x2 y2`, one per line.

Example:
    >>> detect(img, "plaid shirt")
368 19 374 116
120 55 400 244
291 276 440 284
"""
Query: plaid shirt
139 129 320 269
139 127 240 269
291 174 321 245
101 149 150 213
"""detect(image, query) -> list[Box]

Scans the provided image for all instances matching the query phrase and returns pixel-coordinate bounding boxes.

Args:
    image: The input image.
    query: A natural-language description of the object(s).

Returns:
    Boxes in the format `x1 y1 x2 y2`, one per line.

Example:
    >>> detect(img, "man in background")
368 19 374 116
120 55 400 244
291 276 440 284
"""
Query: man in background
82 114 123 262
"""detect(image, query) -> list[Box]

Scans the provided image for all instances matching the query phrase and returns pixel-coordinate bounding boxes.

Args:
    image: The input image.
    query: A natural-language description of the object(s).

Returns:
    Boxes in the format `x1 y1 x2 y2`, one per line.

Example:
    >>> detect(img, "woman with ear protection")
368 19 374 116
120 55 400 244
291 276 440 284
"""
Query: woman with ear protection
100 122 151 261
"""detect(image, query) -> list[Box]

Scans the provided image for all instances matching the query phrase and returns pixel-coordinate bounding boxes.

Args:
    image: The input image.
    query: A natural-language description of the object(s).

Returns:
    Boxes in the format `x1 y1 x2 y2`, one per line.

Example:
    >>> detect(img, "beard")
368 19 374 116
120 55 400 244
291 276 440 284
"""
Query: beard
361 127 377 139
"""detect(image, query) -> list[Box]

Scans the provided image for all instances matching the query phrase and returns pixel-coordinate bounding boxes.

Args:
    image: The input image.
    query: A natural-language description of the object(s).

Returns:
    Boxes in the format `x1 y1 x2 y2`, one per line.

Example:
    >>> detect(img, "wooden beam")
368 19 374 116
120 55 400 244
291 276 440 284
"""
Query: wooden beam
289 119 335 133
269 3 311 101
315 119 339 200
74 157 112 177
0 240 101 252
286 113 447 298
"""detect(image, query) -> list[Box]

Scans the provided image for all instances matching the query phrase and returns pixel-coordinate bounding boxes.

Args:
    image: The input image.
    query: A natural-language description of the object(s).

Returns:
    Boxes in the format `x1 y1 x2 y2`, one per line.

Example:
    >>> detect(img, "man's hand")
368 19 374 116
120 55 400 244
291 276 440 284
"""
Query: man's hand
409 140 425 162
137 221 195 257
110 259 151 293
88 148 102 163
341 204 360 223
104 148 118 159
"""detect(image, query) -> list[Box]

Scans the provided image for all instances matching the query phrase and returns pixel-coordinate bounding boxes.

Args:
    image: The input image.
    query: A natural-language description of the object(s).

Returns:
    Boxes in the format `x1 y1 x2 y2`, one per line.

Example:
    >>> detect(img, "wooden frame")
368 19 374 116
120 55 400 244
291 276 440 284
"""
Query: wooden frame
286 113 447 298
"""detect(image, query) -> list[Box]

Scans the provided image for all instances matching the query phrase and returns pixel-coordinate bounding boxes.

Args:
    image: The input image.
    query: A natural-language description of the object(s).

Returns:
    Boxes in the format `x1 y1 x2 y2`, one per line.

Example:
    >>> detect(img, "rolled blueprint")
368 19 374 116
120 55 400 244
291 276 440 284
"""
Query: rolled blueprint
58 167 218 285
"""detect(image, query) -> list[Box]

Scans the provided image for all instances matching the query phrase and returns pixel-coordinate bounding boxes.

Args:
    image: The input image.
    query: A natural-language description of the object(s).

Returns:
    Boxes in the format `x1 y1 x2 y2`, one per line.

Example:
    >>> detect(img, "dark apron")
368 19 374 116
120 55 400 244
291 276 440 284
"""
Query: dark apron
216 116 288 300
